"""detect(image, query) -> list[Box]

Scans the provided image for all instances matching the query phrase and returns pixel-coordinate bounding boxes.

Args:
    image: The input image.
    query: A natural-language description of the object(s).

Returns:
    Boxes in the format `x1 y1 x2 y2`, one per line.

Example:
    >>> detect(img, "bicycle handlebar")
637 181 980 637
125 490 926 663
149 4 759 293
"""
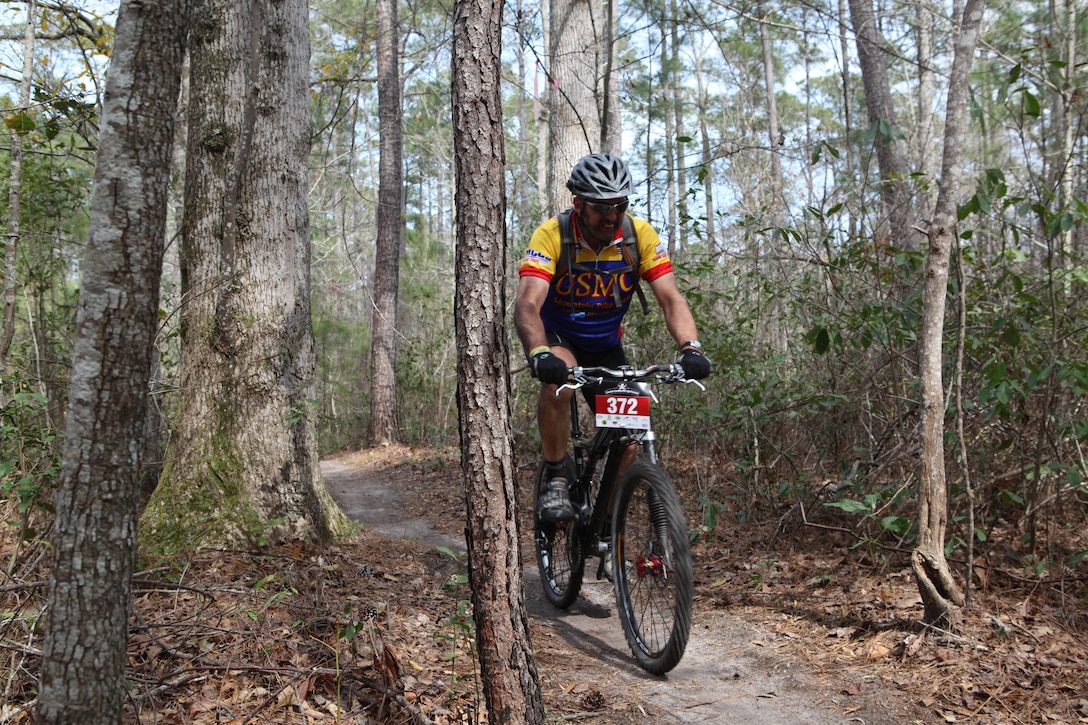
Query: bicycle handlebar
557 363 706 394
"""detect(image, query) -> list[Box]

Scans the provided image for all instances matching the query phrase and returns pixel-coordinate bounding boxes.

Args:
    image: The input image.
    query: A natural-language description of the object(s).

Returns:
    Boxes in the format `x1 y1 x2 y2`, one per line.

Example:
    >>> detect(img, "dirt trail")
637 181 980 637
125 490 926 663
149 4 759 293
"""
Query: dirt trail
321 456 923 725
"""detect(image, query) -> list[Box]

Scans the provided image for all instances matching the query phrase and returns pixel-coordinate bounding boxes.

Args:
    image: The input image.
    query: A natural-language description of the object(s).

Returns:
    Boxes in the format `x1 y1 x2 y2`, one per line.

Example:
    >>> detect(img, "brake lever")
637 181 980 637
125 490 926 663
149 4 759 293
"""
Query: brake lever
661 369 706 391
556 372 607 396
555 380 582 395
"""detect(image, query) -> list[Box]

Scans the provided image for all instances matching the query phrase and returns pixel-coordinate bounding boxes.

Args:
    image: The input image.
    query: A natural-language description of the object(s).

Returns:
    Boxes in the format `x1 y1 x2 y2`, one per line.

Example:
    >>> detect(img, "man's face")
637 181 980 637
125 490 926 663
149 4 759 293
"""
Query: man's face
574 197 629 246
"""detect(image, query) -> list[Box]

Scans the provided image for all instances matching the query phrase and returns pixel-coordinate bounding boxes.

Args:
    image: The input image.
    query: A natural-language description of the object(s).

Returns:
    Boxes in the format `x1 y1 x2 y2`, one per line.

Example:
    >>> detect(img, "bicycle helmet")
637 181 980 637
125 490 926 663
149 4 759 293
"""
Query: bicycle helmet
566 153 633 199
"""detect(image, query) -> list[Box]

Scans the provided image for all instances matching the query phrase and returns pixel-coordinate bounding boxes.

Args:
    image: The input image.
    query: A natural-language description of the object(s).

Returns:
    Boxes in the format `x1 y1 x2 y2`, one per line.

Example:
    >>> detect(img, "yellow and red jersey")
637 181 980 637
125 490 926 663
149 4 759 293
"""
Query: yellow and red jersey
519 212 672 352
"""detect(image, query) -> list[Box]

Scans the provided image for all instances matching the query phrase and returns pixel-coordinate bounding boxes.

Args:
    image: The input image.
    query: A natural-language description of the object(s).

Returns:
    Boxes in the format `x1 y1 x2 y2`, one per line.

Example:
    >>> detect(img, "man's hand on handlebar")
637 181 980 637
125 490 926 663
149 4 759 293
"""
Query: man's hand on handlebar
530 349 569 385
678 349 711 380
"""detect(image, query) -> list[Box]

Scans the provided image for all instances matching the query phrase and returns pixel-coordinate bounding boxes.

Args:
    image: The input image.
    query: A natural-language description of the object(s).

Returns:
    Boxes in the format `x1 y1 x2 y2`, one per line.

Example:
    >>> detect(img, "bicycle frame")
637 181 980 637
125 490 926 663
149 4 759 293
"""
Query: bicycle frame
561 364 698 547
568 383 651 545
535 362 703 673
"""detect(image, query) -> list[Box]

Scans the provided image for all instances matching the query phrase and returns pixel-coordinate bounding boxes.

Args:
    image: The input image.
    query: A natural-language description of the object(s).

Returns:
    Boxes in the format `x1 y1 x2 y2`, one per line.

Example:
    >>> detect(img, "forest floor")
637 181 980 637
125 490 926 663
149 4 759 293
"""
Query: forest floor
2 444 1087 724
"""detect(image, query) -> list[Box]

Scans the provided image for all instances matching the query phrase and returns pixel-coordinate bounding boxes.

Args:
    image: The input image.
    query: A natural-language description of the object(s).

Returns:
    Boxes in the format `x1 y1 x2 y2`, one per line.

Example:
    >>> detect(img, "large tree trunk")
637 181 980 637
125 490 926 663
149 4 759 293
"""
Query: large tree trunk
36 1 190 722
368 0 405 445
452 0 543 719
914 0 984 629
145 0 347 547
546 0 600 210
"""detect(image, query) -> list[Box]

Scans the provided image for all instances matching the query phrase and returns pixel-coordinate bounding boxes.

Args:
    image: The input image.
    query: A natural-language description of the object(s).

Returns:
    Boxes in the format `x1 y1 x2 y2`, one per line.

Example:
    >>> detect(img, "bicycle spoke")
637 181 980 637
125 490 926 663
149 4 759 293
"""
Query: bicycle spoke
623 486 680 654
534 458 584 609
613 460 693 674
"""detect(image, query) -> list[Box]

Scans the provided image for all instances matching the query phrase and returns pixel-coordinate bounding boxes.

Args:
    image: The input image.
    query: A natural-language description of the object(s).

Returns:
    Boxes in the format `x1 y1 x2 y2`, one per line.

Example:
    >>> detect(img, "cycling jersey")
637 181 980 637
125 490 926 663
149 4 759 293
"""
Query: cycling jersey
519 212 673 352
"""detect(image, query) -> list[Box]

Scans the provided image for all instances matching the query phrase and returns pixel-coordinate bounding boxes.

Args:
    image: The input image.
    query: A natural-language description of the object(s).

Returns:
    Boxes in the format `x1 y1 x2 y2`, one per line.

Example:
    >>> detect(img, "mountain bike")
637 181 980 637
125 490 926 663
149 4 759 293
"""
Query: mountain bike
532 363 701 675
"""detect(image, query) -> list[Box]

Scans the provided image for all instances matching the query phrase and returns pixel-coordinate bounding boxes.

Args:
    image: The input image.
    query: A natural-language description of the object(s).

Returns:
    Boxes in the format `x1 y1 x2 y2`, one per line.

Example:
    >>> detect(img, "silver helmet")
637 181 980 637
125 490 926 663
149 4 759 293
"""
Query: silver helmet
566 153 633 199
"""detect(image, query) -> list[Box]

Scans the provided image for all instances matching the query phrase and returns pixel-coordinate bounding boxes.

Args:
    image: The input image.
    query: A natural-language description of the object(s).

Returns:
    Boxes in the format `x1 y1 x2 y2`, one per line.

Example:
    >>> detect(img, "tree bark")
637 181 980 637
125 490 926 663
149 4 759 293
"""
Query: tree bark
915 0 937 216
1052 0 1077 264
36 1 190 721
601 0 621 152
452 0 544 719
847 0 917 251
759 1 784 210
368 0 405 445
661 26 676 255
145 0 347 548
546 0 600 210
914 0 984 628
694 52 717 252
669 2 687 250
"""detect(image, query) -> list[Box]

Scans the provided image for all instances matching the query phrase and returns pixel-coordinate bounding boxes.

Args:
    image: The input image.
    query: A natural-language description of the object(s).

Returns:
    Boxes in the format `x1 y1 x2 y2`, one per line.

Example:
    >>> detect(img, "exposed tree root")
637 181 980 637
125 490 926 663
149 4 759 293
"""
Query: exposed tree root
911 548 965 629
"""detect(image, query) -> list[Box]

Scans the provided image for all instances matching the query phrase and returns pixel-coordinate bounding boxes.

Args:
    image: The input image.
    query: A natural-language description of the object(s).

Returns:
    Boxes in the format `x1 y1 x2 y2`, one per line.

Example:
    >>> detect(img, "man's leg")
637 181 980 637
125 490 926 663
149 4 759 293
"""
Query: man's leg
537 344 577 521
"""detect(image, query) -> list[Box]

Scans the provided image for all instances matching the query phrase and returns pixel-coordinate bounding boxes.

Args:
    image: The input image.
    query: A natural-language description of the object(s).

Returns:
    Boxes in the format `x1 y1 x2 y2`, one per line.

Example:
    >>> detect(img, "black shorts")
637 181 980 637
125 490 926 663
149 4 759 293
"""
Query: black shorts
544 330 628 368
545 330 627 404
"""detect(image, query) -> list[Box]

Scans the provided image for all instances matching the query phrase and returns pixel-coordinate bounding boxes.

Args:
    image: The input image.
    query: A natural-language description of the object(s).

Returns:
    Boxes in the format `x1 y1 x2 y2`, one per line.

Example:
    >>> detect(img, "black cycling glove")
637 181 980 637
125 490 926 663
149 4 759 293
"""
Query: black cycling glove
679 349 711 380
531 350 569 385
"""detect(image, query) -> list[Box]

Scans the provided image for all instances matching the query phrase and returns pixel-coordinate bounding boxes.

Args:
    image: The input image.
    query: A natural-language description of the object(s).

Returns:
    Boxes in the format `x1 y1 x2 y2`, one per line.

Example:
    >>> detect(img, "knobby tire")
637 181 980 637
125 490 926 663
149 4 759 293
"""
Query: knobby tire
533 457 584 609
611 459 693 674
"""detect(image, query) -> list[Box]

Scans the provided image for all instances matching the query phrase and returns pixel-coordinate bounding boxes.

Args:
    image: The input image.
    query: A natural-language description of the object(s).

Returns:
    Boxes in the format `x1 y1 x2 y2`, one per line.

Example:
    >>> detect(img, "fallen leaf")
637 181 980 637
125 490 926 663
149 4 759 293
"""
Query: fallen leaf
867 642 892 660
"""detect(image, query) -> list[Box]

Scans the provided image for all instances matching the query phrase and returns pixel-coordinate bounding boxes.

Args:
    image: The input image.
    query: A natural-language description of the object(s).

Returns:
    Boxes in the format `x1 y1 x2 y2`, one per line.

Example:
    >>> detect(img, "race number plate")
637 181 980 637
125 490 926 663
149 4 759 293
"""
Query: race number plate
595 395 651 430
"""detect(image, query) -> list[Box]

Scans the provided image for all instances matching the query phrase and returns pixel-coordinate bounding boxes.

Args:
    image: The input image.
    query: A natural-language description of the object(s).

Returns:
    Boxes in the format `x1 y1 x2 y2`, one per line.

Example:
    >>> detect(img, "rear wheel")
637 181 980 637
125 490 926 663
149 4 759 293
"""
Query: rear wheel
611 460 693 674
533 457 584 609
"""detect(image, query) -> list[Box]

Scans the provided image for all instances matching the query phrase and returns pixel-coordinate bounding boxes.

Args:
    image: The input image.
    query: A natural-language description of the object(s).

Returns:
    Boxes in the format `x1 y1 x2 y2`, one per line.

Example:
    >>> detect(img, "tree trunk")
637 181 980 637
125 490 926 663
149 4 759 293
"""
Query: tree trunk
546 0 600 210
914 0 984 628
759 1 784 210
915 0 937 216
369 0 405 446
0 0 37 374
694 52 717 251
36 1 190 722
145 0 347 548
847 0 917 251
1053 0 1077 264
452 0 544 719
601 0 621 152
514 0 532 235
662 26 677 255
668 3 687 251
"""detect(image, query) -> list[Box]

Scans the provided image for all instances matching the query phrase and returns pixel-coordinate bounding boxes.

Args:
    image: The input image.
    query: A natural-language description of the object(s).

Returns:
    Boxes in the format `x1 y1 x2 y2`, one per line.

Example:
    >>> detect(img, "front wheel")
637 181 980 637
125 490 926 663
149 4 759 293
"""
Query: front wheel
611 460 693 674
533 457 584 609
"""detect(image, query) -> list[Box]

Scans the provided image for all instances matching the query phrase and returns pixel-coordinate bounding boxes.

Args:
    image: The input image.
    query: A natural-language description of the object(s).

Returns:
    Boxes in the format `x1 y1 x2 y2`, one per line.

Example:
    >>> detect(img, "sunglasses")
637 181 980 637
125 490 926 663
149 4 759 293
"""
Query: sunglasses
583 199 629 216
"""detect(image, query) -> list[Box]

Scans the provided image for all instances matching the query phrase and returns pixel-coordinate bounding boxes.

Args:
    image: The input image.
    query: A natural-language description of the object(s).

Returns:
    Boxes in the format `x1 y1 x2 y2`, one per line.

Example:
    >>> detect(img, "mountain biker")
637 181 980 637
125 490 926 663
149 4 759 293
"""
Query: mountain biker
514 152 711 523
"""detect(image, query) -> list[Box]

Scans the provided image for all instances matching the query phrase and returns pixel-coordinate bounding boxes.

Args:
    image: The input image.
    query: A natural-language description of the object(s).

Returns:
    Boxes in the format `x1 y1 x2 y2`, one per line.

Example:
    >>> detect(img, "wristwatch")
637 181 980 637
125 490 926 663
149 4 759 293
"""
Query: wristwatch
681 340 702 351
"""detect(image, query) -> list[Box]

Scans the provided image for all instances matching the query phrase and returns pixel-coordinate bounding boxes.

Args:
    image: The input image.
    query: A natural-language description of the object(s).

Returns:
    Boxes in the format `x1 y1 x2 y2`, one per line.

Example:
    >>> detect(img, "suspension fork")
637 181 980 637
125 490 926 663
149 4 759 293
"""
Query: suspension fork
568 389 588 481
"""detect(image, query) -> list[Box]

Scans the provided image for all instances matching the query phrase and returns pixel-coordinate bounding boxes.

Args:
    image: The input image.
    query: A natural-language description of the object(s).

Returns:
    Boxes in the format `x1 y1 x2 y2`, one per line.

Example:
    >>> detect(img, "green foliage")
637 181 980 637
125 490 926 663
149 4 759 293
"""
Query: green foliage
393 227 459 445
432 545 477 699
823 490 912 539
0 388 58 515
312 314 370 453
0 378 61 572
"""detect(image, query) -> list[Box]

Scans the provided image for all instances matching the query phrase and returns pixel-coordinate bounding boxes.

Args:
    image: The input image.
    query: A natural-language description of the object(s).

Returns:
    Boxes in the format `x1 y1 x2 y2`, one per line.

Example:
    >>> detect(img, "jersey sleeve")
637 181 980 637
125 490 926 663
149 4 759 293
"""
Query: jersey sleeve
518 217 562 282
632 217 674 283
